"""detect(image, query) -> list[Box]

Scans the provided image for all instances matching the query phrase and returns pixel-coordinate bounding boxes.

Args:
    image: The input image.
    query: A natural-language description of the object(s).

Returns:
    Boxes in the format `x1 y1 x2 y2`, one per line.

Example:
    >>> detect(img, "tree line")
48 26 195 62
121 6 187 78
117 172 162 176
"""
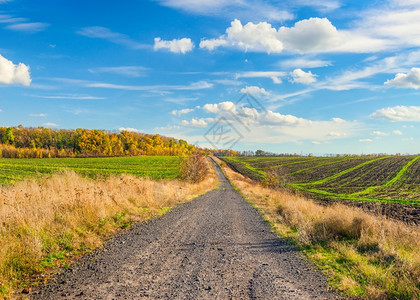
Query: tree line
0 126 197 158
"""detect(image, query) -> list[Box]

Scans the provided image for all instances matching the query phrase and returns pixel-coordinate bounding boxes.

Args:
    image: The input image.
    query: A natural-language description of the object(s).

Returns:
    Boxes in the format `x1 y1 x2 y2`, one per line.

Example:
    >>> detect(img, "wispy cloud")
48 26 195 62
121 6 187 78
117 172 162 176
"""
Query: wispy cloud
43 122 58 127
29 94 105 100
171 108 194 116
86 81 213 91
6 22 49 33
0 14 26 23
88 66 148 77
278 57 331 69
119 127 142 133
155 0 294 22
235 71 285 84
29 113 47 117
77 26 150 50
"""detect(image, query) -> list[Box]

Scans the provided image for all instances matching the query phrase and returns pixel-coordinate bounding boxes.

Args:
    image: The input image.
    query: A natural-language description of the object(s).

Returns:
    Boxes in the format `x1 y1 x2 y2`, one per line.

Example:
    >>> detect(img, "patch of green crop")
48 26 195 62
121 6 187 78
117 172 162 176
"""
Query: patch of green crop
0 156 183 185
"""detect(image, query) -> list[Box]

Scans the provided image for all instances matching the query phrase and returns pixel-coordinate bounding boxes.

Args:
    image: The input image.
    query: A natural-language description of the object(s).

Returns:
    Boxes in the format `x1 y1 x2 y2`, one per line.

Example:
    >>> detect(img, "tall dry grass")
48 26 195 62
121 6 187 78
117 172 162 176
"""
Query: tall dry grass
0 159 217 297
215 157 420 299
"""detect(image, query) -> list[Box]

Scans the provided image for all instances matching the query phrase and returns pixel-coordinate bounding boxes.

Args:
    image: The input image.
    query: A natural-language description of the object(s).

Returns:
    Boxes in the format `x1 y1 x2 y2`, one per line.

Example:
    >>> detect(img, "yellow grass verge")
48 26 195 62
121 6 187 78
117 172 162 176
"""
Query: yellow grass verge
0 159 218 297
215 157 419 299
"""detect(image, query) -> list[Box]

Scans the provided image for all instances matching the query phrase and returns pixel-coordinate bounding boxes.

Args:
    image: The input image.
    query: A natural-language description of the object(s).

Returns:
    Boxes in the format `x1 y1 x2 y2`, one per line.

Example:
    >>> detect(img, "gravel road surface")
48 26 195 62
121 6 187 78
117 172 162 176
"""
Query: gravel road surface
32 162 338 299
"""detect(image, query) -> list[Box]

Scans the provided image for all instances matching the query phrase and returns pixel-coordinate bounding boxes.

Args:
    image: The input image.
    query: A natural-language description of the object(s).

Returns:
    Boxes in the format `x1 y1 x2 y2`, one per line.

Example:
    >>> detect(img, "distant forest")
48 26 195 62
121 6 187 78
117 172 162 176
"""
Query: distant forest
0 126 197 158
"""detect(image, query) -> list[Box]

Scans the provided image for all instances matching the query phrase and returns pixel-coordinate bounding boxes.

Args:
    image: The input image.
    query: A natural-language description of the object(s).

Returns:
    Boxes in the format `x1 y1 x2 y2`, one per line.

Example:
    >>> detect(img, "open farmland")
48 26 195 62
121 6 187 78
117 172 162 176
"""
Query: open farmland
0 156 183 185
221 155 420 206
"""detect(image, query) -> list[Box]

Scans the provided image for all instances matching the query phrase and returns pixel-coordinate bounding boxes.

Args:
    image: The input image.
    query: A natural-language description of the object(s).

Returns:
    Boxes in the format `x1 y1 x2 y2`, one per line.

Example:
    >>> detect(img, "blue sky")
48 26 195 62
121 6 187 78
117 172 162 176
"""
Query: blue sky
1 0 420 154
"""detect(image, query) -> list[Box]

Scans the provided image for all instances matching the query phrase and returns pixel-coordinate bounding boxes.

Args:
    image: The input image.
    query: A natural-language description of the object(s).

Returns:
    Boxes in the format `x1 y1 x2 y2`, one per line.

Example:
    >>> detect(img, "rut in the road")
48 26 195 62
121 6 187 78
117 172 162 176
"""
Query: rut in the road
32 161 337 299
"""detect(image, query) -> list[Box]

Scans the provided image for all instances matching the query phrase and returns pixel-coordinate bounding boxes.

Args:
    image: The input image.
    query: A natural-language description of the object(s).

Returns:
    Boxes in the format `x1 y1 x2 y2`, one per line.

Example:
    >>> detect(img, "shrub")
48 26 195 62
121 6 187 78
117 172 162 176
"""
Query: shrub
179 153 209 183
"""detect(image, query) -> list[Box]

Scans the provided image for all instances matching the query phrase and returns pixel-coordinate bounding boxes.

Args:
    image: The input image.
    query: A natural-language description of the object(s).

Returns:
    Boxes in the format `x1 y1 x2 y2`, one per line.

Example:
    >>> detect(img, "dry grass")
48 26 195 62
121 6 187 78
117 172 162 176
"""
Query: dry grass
214 157 420 299
0 159 217 297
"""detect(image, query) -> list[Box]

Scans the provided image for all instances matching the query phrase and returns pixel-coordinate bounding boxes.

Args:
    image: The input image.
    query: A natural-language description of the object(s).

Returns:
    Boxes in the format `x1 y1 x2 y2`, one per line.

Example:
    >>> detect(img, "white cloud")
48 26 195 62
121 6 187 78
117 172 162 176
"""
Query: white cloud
235 71 285 84
87 80 213 91
204 19 284 53
78 26 149 49
6 22 49 33
393 130 403 135
203 101 236 113
371 105 420 122
290 68 317 84
372 130 388 136
293 0 341 12
181 118 213 127
385 68 420 89
0 54 31 86
29 113 47 117
328 131 347 137
0 109 3 112
402 137 414 141
171 108 194 116
43 122 58 127
278 57 331 69
359 138 373 142
199 39 228 51
155 0 293 22
88 66 148 77
278 18 341 53
199 100 361 142
240 86 269 96
119 127 142 133
30 94 104 100
154 37 194 54
200 18 347 54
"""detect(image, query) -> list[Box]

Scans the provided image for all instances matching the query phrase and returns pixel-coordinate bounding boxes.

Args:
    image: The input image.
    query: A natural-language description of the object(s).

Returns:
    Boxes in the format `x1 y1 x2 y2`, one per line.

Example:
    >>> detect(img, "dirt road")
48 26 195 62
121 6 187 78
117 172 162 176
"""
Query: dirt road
32 162 337 299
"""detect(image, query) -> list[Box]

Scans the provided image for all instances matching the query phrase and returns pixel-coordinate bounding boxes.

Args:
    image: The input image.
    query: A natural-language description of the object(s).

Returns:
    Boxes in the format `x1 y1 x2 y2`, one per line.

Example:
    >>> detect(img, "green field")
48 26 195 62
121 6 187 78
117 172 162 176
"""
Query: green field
0 156 184 185
221 155 420 205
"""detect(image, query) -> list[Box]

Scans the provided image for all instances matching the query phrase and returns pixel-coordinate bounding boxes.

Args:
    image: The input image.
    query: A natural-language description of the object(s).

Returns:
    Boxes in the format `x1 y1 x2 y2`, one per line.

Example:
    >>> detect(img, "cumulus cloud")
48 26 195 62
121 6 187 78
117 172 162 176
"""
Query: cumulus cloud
203 101 236 114
393 130 403 135
385 67 420 89
0 54 31 86
199 39 228 51
240 86 269 96
200 18 346 54
290 69 317 84
200 19 283 53
359 138 373 142
197 100 361 143
171 108 194 116
181 118 213 127
119 127 142 133
154 37 194 54
278 18 340 53
370 105 420 122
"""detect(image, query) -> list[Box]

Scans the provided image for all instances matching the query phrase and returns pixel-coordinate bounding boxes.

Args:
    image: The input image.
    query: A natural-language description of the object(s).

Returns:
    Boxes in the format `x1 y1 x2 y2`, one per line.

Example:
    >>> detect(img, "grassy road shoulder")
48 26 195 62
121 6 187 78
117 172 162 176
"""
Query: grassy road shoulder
213 157 419 299
0 157 218 298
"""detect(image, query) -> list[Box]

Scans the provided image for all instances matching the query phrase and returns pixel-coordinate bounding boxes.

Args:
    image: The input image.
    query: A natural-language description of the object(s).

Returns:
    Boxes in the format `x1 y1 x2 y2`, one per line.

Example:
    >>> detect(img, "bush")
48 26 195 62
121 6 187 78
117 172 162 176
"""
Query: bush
180 153 209 183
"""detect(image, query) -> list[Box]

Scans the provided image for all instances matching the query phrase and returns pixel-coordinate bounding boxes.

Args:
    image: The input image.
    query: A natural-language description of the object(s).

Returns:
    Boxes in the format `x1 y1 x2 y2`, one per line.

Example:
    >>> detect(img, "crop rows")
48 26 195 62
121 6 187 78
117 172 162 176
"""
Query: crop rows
221 155 420 205
0 156 183 185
